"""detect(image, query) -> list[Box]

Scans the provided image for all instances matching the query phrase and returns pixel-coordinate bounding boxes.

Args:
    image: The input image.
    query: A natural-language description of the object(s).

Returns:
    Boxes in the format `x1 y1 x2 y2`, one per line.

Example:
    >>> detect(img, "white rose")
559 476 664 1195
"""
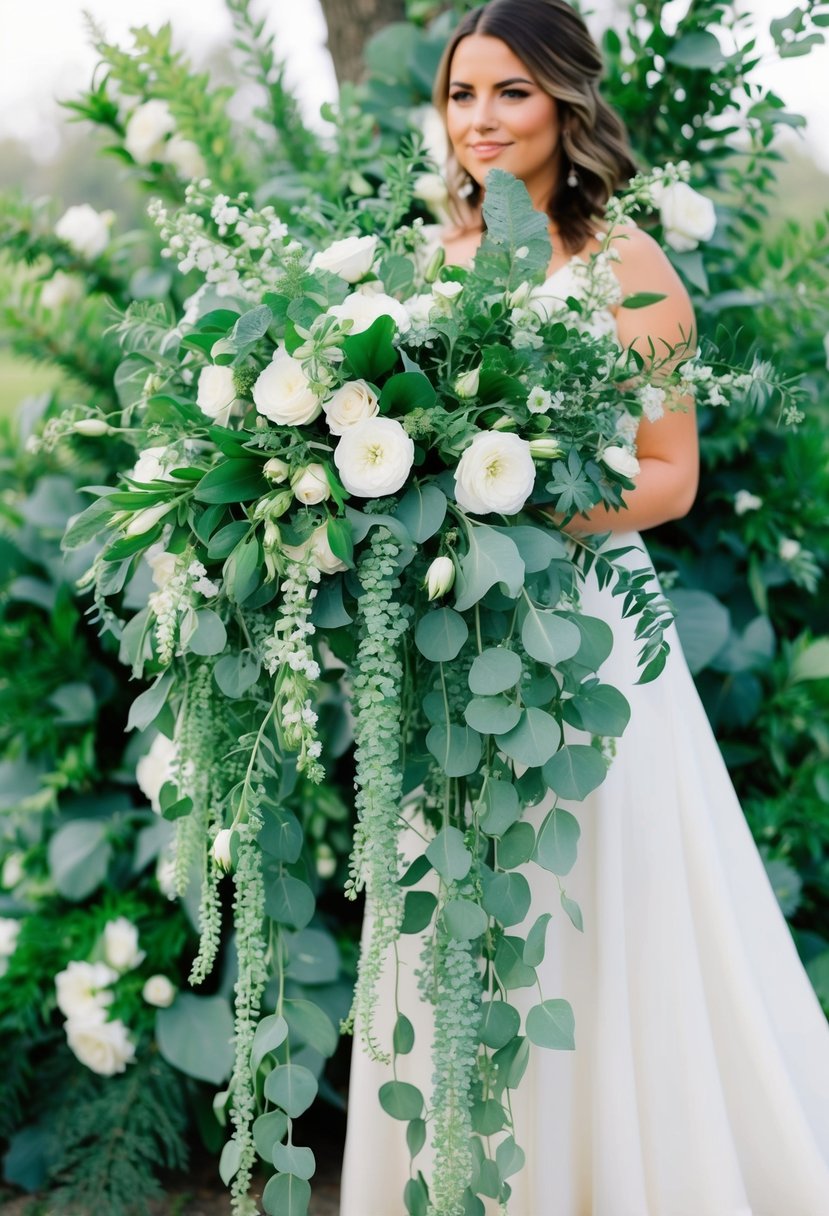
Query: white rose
601 445 641 479
413 172 450 220
0 918 21 962
165 134 206 180
130 445 176 484
124 99 175 164
333 417 415 497
323 380 380 435
211 828 234 872
659 182 717 252
197 365 238 425
310 234 379 283
403 293 436 330
55 204 114 259
284 522 349 575
136 731 177 812
253 352 321 426
55 960 118 1019
291 463 331 505
454 367 480 399
65 1015 136 1076
734 490 762 516
103 917 146 972
454 431 536 516
425 555 455 600
328 289 411 336
40 272 83 311
263 457 290 483
1 853 24 890
142 974 176 1008
779 537 801 562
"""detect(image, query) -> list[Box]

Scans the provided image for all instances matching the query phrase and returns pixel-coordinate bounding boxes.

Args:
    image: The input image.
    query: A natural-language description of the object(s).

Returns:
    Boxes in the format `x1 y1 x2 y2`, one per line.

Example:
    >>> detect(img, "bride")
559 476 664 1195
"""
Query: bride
340 1 829 1212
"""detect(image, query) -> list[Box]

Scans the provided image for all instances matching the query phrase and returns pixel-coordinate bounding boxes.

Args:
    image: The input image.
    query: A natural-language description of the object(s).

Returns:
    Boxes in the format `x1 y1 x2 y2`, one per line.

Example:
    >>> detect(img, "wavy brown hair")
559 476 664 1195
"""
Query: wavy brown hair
432 0 637 253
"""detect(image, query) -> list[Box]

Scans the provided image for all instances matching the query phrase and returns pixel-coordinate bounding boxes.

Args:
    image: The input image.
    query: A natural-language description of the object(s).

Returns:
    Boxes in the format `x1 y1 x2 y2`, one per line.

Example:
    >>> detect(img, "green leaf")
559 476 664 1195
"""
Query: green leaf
565 683 630 735
620 292 667 309
443 897 489 940
523 913 552 966
495 707 561 767
194 459 268 504
186 608 227 657
534 808 580 876
343 314 399 379
259 806 303 863
478 779 521 835
566 613 614 670
264 1064 318 1117
790 638 829 683
404 1173 429 1216
475 168 552 287
220 1138 242 1185
283 998 339 1057
494 935 536 989
207 521 249 559
251 1014 288 1072
393 1013 416 1054
542 744 608 800
49 683 96 725
156 993 234 1084
464 695 522 735
482 871 531 926
253 1110 289 1162
394 483 446 541
214 650 261 698
272 1144 316 1182
126 669 173 732
666 29 725 68
521 606 581 666
224 534 262 604
496 1136 526 1180
560 891 583 932
492 1034 531 1090
426 723 482 777
262 1172 311 1216
454 524 525 611
407 1119 427 1157
469 647 523 695
63 496 115 550
401 890 438 934
478 1000 521 1049
48 819 111 900
415 607 469 661
526 999 575 1050
471 1098 505 1135
498 821 535 868
492 524 567 571
284 928 340 984
379 1081 424 1121
264 874 315 929
426 826 473 881
379 371 437 414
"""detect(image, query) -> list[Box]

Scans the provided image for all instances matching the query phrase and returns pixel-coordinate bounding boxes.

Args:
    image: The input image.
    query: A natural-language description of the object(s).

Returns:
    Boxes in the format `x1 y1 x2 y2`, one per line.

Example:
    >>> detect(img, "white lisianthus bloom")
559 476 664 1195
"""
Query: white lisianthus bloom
165 133 206 180
130 445 176 484
323 379 380 435
103 917 146 972
65 1015 136 1076
1 853 24 890
55 960 118 1019
197 365 238 425
142 975 176 1008
211 828 234 872
527 386 554 414
291 463 331 505
284 523 349 576
639 384 666 422
454 431 536 516
55 204 114 259
734 490 762 516
310 234 379 283
601 445 641 479
124 98 175 163
454 367 480 399
425 555 455 600
136 731 177 812
253 352 321 425
328 289 411 336
41 272 83 311
125 502 174 537
658 181 717 252
333 417 415 497
263 457 290 483
779 537 801 562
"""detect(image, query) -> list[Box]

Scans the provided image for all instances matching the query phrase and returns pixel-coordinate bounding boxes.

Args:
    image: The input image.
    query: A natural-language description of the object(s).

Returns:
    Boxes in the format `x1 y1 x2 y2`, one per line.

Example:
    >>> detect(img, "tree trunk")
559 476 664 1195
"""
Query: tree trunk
318 0 408 84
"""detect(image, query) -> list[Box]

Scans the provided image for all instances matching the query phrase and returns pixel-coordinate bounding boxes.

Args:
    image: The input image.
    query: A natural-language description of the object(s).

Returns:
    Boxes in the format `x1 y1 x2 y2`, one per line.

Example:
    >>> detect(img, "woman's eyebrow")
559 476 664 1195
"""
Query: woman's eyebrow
449 77 534 88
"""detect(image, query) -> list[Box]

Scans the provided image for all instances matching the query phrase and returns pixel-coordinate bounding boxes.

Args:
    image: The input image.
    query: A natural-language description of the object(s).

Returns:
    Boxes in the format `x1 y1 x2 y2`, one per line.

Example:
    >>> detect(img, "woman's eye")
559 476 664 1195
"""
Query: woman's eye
449 91 472 102
503 89 529 99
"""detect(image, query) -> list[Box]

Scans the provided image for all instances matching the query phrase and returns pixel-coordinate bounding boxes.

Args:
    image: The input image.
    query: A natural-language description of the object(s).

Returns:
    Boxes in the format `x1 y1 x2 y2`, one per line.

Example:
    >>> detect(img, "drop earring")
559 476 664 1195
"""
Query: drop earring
458 174 475 200
567 163 579 189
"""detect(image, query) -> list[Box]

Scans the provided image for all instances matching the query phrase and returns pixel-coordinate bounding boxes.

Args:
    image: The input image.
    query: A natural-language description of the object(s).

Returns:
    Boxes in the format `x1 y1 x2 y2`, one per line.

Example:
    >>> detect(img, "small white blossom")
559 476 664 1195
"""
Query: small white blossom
136 732 177 813
454 367 480 399
734 490 762 516
55 204 114 259
142 975 176 1008
527 386 554 414
601 446 641 479
779 537 801 562
103 917 146 973
1 854 24 890
639 384 666 422
0 918 21 975
41 272 83 311
55 961 117 1019
165 134 206 180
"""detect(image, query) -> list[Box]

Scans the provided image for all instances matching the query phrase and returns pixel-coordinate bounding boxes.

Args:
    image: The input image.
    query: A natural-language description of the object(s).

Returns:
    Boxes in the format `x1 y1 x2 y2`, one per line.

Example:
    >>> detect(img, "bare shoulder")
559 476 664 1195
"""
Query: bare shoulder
606 224 679 288
606 223 695 349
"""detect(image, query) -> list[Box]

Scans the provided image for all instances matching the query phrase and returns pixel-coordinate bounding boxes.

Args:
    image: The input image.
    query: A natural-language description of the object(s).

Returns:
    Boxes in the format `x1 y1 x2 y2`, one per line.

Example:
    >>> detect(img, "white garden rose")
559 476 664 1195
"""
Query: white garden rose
165 134 206 180
65 1015 136 1076
142 974 176 1008
454 431 536 516
197 364 237 425
310 234 378 282
291 463 331 505
284 522 349 576
124 99 175 164
55 960 117 1019
40 272 83 311
136 731 177 812
253 352 321 425
333 417 415 497
263 457 290 483
146 548 178 590
55 204 114 259
103 917 146 972
658 182 717 253
734 490 762 516
328 289 411 336
323 379 380 435
403 293 436 330
601 445 641 479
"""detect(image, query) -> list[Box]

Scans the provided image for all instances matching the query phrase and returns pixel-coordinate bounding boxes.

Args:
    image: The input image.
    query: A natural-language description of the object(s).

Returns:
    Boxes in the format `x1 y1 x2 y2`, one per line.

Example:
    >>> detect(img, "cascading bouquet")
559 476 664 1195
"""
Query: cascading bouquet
58 158 777 1216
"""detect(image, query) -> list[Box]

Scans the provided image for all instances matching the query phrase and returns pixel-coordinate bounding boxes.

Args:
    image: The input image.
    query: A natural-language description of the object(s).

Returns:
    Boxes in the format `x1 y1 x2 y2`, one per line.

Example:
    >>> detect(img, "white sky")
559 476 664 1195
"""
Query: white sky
0 0 828 169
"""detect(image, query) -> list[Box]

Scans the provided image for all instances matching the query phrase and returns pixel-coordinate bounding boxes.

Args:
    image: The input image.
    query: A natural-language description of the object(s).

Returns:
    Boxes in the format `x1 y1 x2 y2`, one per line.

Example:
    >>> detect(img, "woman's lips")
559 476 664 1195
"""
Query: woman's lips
469 142 511 160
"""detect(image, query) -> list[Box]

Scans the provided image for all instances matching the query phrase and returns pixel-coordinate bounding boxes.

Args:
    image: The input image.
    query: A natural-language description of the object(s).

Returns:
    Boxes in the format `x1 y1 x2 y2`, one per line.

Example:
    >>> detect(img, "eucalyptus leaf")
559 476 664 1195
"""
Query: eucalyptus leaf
464 695 522 735
264 1064 318 1117
379 1080 424 1120
523 913 552 966
478 779 521 836
219 1138 242 1185
415 607 469 662
253 1110 289 1162
251 1013 288 1072
401 890 438 934
272 1143 316 1182
426 723 482 777
264 874 315 930
48 819 111 900
407 1118 427 1157
443 897 489 940
495 707 561 767
283 998 339 1057
471 1098 506 1135
284 928 340 984
214 651 261 698
542 744 608 800
156 993 234 1084
561 892 584 932
521 606 581 667
393 1013 416 1054
482 871 531 926
426 826 473 881
565 683 630 736
478 999 521 1049
496 1136 526 1179
526 999 576 1050
262 1172 311 1216
494 935 536 989
186 608 227 657
394 483 447 542
126 669 173 732
535 808 581 876
498 821 535 868
454 524 525 611
259 807 303 863
468 647 523 695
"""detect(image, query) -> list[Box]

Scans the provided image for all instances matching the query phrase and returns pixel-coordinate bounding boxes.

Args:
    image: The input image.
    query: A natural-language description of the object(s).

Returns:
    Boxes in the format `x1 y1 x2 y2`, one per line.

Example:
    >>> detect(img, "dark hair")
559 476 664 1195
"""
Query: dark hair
432 0 637 252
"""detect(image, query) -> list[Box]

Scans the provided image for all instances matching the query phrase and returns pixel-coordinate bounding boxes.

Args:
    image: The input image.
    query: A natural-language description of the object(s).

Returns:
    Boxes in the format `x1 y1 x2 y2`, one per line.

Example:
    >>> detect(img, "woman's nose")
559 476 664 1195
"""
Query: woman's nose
471 97 497 132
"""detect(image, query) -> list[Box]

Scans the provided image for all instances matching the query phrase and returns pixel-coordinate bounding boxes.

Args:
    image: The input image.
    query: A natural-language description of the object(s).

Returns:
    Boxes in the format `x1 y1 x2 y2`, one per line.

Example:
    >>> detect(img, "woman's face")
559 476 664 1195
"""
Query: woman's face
445 34 561 209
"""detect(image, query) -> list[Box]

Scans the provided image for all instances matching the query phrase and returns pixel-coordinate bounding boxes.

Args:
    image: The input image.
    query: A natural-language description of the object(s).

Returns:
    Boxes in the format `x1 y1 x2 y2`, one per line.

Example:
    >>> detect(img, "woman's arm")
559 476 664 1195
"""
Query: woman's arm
550 226 699 536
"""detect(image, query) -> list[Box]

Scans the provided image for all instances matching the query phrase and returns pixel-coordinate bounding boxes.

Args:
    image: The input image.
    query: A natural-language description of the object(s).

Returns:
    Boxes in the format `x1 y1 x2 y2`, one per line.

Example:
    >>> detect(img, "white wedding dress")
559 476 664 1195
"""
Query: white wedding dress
339 254 829 1216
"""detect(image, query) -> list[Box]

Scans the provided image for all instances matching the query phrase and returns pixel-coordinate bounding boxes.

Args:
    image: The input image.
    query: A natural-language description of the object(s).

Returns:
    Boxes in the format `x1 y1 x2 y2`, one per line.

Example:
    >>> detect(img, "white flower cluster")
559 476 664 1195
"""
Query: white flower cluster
263 562 324 778
123 98 206 180
0 917 21 977
54 204 114 260
148 551 220 665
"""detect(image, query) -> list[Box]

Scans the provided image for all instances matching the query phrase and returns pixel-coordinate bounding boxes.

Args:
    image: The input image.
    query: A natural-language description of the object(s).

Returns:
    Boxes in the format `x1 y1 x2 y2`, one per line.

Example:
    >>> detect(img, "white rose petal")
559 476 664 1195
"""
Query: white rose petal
659 181 717 253
734 490 762 516
291 463 331 505
156 854 177 900
334 417 415 498
328 289 411 337
136 731 177 812
146 548 179 590
302 522 349 575
41 272 83 311
310 235 379 283
103 917 146 973
323 380 380 435
124 99 175 164
55 960 118 1019
55 204 113 259
197 364 238 425
454 431 536 516
253 352 321 426
65 1015 136 1076
142 975 176 1008
165 134 206 180
601 445 641 479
